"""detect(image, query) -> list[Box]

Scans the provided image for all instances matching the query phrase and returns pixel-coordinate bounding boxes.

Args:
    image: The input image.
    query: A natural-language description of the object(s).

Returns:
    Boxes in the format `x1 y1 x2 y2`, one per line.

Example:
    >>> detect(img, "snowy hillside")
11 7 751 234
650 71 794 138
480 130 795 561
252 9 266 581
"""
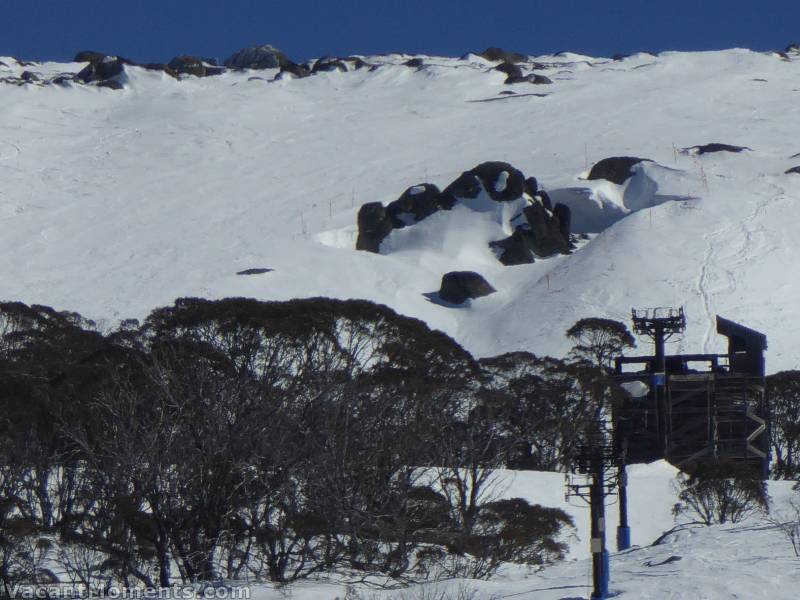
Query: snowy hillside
2 48 800 369
247 462 800 600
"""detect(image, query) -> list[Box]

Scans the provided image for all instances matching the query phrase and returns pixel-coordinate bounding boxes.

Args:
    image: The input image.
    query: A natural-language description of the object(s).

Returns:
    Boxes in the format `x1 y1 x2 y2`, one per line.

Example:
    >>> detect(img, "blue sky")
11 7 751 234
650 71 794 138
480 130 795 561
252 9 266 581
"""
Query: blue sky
3 0 799 64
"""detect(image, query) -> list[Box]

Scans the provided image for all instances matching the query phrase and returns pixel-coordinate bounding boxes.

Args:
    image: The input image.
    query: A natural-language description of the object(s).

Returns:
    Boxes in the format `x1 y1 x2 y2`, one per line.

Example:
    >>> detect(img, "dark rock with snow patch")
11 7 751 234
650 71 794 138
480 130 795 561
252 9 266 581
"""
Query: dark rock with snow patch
495 62 523 80
76 56 126 83
443 171 482 200
528 74 552 84
471 161 525 201
168 56 225 77
683 143 751 155
96 79 124 90
490 230 537 266
51 74 75 85
386 184 443 228
278 61 312 79
224 44 287 69
356 202 393 253
312 58 347 73
588 156 650 185
524 176 538 197
479 47 527 63
553 203 571 240
439 271 496 304
236 268 273 275
786 166 800 175
20 71 39 82
404 58 424 68
522 202 572 257
535 190 552 211
74 50 109 63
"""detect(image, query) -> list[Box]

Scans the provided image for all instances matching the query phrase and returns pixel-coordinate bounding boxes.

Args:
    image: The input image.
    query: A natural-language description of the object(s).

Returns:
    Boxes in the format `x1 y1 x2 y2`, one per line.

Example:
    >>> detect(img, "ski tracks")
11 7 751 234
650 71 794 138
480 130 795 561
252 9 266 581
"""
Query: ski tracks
697 187 785 352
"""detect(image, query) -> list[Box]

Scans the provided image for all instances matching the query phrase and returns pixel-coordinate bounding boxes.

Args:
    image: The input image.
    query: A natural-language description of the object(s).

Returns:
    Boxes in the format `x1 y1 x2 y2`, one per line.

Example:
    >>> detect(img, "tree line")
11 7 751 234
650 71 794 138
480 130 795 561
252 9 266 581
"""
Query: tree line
2 297 797 591
0 298 620 591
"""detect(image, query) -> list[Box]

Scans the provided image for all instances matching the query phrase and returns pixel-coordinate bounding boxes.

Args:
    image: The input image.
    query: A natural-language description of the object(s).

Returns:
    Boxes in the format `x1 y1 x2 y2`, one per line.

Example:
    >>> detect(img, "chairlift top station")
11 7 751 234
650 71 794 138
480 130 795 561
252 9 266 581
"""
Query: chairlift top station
613 307 769 476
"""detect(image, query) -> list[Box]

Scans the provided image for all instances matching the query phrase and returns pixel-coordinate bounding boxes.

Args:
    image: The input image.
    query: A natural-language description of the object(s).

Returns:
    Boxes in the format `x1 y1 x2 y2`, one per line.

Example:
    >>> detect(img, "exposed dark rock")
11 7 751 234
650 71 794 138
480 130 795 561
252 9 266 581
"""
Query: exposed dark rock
495 62 523 79
786 166 800 175
96 79 124 90
489 200 571 265
356 202 393 253
528 74 552 84
354 161 573 265
499 90 516 95
443 171 482 200
588 156 650 185
139 63 177 77
536 190 552 211
479 47 527 63
0 61 8 68
505 72 553 85
683 143 751 155
786 43 800 54
553 203 571 240
524 176 538 197
51 74 75 85
386 184 443 228
76 56 126 83
224 44 287 69
471 161 525 201
439 271 496 304
20 71 39 82
612 53 630 61
278 61 312 79
167 55 225 77
349 57 369 69
312 57 347 73
490 230 537 265
236 268 273 275
74 50 108 63
522 202 572 257
404 58 424 68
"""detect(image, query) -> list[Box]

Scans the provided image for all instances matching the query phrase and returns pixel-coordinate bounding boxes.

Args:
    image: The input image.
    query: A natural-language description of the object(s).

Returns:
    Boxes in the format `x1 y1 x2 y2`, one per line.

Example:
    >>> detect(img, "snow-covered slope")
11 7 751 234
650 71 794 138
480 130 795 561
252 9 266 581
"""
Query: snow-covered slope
1 49 800 369
245 462 799 600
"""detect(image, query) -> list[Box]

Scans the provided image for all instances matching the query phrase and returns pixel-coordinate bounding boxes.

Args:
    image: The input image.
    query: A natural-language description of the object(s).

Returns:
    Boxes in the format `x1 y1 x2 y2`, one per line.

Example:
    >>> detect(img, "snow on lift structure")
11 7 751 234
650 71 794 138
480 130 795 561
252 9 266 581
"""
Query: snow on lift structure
613 307 769 475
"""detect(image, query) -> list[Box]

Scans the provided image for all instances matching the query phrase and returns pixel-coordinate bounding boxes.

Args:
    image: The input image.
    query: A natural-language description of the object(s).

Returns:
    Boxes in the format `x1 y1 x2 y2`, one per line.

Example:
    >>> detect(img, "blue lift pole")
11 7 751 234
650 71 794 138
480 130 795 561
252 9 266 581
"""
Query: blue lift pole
590 447 610 599
617 463 631 551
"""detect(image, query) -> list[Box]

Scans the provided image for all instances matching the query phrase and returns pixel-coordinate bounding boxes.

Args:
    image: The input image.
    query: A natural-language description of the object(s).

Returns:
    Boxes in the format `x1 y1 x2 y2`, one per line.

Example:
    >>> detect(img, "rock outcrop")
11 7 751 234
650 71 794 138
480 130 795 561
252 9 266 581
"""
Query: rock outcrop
355 161 573 265
167 56 225 77
479 47 528 63
588 157 651 185
439 271 496 304
682 143 751 155
356 202 393 253
76 55 126 83
224 44 287 69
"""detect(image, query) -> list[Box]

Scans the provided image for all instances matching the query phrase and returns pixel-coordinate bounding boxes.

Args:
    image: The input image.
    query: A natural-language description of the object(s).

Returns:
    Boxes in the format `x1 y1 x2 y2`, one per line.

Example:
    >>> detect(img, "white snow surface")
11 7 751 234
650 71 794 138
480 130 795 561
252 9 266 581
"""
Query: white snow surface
243 462 799 600
1 49 800 371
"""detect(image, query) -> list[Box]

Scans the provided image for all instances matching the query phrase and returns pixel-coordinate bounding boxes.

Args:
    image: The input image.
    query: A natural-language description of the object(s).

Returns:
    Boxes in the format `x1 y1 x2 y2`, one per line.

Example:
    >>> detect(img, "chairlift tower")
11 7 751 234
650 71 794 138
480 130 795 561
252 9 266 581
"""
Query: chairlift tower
612 307 769 547
566 424 619 600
